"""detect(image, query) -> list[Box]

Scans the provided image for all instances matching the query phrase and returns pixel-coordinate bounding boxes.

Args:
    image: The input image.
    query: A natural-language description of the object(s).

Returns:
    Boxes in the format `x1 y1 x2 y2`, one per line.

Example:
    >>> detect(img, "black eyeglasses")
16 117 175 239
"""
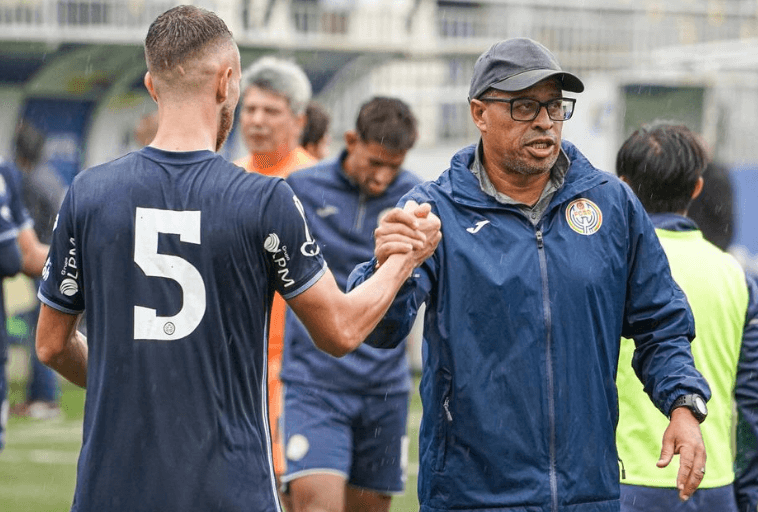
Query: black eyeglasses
478 97 576 122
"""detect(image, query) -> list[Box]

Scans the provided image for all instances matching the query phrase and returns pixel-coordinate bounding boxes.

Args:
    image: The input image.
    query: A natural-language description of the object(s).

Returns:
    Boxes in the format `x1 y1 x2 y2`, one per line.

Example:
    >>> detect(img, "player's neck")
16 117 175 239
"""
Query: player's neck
149 104 218 152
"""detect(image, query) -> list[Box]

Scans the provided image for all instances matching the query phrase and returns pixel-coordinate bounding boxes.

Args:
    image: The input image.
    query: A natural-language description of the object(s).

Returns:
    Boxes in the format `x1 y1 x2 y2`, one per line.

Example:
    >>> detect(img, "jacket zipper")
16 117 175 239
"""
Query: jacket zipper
354 192 367 231
536 228 558 512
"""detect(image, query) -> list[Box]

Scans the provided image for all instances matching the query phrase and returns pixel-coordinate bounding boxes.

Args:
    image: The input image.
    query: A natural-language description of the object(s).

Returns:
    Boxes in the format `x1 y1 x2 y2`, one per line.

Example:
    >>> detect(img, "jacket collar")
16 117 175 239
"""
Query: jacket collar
447 140 609 209
649 212 700 232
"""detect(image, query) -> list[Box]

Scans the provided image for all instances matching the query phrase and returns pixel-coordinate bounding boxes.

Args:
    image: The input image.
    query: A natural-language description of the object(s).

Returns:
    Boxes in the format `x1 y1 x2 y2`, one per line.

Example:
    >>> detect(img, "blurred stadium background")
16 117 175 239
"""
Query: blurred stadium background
3 0 758 509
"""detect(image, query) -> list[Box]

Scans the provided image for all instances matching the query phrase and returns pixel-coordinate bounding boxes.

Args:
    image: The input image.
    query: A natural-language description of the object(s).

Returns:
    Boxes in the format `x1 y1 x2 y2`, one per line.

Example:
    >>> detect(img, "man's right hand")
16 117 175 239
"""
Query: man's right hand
375 200 441 268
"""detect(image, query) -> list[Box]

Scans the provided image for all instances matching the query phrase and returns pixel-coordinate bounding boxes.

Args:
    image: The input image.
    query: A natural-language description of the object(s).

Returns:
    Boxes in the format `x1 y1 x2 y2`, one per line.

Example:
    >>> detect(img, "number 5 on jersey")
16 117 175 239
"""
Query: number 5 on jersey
134 207 206 341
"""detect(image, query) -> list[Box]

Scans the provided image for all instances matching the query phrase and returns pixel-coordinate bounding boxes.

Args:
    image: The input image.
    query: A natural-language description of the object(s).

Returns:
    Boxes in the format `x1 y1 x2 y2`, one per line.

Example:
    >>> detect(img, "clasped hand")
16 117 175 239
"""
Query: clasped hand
374 200 441 269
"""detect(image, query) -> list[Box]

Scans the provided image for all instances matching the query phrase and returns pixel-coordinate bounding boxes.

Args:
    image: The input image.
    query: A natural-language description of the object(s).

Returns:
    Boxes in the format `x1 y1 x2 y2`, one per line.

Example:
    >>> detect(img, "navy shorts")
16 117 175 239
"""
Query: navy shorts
620 483 739 512
281 381 409 494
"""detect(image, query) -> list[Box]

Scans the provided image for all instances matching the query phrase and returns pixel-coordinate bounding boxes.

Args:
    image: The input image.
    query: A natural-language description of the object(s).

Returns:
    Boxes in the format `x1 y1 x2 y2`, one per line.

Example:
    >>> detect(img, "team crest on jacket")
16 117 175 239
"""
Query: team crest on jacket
566 198 602 235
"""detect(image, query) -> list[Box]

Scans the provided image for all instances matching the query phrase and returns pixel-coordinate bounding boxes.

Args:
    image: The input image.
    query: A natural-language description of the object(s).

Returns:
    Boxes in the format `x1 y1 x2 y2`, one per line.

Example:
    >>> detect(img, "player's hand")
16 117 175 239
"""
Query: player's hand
657 407 706 501
375 200 440 267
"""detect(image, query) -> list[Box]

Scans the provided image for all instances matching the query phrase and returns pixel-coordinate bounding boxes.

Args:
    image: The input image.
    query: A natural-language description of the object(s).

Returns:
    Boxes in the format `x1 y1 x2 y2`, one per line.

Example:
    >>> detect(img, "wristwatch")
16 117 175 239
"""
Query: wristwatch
669 394 708 423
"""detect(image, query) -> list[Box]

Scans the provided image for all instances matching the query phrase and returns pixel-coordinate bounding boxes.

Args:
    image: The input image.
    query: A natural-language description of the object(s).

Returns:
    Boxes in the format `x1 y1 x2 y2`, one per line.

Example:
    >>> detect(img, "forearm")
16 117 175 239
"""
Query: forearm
36 304 87 388
290 254 415 357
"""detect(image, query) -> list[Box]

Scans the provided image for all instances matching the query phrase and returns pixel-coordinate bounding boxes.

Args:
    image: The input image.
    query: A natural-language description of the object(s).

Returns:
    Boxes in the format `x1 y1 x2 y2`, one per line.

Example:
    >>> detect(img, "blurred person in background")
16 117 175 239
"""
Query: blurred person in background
0 155 34 450
280 96 420 512
615 121 758 512
688 161 734 252
133 110 159 147
33 6 440 511
234 55 316 498
5 119 61 420
348 37 710 511
300 101 332 160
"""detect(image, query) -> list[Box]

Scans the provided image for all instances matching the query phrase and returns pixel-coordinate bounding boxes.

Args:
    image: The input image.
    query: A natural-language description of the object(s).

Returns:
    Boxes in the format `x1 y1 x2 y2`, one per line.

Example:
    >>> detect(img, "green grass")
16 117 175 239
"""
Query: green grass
1 355 422 512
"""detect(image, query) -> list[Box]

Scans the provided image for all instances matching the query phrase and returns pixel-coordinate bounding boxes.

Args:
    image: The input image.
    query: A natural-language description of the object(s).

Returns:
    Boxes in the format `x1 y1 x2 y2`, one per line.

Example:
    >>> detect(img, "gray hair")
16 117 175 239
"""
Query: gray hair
241 56 312 116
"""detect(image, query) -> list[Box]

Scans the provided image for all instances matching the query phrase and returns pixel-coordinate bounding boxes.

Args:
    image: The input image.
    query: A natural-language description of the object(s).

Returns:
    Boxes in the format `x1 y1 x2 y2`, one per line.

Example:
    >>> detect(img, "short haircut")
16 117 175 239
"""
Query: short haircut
144 5 233 76
616 122 708 214
14 119 46 167
355 96 418 152
241 57 312 116
301 102 331 147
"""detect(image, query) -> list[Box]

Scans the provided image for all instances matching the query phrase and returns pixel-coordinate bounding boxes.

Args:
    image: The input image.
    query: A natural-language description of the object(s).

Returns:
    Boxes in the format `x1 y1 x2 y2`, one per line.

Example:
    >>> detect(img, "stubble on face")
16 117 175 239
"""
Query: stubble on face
216 102 233 152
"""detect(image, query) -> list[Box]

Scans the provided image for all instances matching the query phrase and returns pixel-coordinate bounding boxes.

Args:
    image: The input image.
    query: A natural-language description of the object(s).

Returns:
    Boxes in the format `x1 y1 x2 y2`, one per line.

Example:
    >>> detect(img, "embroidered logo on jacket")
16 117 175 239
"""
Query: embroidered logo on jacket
566 199 602 235
467 220 490 234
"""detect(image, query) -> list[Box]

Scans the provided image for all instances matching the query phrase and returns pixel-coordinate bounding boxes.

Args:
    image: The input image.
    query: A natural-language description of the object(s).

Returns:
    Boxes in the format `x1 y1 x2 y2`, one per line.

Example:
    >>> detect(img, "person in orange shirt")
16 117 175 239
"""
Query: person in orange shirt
234 56 316 502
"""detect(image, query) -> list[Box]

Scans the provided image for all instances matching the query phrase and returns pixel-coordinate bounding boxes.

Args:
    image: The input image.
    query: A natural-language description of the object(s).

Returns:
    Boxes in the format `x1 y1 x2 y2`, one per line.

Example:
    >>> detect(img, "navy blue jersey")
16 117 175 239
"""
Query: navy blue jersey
280 153 418 394
38 147 326 512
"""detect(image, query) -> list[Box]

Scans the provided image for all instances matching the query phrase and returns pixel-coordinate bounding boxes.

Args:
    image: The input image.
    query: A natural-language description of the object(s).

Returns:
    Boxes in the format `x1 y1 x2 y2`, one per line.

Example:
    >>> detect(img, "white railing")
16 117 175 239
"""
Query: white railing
0 0 755 63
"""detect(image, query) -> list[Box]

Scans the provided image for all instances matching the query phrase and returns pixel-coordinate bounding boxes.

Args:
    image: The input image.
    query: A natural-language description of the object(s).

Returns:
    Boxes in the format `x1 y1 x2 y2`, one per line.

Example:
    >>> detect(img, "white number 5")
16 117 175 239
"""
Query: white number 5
133 207 206 340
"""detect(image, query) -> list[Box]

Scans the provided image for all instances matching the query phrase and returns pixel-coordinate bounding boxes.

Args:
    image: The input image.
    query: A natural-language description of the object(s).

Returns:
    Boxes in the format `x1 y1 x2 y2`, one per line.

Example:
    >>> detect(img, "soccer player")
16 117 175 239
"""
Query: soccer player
281 96 420 512
34 6 440 512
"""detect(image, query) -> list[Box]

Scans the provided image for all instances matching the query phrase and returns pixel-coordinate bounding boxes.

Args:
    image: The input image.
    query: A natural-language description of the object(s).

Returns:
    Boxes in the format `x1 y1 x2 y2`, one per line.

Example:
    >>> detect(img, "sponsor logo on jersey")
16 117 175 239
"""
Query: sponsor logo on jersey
566 198 603 235
59 278 78 297
264 233 280 253
59 236 80 295
293 195 320 257
265 233 295 288
42 257 51 281
467 219 490 234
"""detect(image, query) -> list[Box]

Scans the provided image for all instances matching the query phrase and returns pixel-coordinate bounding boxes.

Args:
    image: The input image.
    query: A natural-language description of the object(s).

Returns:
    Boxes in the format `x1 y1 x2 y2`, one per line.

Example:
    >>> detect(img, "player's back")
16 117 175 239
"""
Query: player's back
43 147 287 511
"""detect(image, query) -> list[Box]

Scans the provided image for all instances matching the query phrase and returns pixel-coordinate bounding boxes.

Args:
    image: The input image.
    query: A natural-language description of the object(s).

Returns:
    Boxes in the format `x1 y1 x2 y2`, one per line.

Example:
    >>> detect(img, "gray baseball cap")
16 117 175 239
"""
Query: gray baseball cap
468 38 584 101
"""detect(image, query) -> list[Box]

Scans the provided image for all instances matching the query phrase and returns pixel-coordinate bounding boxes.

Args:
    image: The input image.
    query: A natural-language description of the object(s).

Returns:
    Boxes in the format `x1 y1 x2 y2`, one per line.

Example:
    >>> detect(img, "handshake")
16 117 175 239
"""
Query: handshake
374 200 442 273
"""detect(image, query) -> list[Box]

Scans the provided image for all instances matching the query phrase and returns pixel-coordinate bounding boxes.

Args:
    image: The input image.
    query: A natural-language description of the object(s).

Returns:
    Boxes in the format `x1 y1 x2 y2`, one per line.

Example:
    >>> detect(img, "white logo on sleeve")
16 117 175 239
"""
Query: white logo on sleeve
42 258 51 281
59 278 79 297
264 233 281 253
467 220 490 234
293 195 320 257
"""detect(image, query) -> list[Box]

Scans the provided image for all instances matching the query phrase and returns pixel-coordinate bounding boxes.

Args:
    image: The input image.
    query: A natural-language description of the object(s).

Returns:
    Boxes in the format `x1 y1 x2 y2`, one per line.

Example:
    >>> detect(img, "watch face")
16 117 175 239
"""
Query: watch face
694 395 708 415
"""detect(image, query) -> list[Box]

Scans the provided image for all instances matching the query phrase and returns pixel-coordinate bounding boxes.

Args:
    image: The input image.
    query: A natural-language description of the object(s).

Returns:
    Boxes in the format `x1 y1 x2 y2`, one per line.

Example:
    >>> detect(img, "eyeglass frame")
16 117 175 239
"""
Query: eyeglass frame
477 96 576 122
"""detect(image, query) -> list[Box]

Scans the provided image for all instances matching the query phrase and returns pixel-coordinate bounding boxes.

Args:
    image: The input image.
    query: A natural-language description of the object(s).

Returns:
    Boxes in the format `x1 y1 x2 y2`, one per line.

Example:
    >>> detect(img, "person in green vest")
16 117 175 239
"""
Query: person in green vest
615 121 758 511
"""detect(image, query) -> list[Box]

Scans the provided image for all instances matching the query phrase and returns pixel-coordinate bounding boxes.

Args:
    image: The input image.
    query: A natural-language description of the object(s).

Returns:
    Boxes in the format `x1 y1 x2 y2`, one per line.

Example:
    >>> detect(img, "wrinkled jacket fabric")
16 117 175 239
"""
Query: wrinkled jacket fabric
348 142 710 512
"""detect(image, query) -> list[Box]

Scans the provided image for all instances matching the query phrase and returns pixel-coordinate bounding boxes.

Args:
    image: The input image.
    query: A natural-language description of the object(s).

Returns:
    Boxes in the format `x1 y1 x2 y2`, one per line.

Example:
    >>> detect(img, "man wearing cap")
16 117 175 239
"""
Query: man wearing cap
348 38 710 511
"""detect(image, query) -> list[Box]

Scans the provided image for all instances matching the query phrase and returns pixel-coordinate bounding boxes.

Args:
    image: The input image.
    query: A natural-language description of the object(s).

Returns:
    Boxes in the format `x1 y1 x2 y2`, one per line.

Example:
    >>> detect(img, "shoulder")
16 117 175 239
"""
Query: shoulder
287 159 339 189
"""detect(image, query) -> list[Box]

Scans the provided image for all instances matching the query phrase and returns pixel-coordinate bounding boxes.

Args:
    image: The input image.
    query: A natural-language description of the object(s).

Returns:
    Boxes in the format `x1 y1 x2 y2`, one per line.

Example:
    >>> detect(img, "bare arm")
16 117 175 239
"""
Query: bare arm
36 303 87 388
18 227 48 277
288 202 440 357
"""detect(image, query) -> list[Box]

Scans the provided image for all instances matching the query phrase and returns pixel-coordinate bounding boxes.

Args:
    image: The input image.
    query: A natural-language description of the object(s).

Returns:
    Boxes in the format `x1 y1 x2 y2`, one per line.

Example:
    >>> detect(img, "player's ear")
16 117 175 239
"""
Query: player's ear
216 66 232 104
144 72 158 103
